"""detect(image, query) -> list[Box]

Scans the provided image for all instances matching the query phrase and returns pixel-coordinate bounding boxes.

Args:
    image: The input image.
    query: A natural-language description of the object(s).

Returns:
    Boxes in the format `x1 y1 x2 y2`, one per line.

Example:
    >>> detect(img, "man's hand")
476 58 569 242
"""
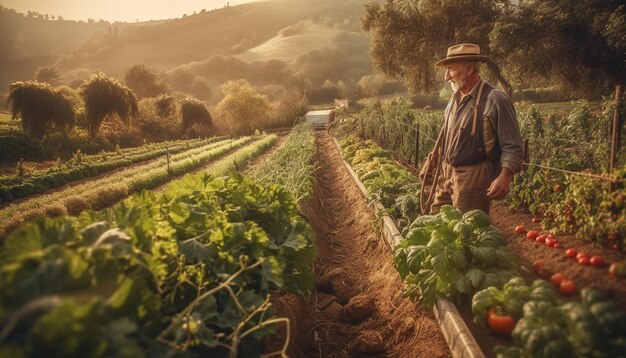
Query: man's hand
487 168 514 200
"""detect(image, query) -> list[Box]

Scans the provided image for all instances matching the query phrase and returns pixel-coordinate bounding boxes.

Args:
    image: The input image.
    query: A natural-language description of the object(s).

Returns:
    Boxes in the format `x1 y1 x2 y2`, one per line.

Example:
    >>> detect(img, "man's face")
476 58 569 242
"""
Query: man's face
444 62 470 92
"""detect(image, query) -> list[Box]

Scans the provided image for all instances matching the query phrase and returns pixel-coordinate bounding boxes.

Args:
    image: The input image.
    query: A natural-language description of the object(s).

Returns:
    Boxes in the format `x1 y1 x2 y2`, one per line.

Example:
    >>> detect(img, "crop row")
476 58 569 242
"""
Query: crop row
0 137 228 203
0 135 277 239
337 134 421 230
0 171 316 357
249 122 317 202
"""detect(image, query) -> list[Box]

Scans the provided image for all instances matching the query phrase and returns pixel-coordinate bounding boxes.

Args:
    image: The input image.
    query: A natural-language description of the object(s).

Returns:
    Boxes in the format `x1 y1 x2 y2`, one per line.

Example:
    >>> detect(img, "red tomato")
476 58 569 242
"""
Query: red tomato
546 234 556 241
551 273 566 287
532 260 544 273
565 248 577 258
527 230 539 240
536 235 546 243
554 242 563 248
576 251 588 260
515 225 526 234
559 280 577 295
554 184 562 192
486 306 516 336
578 256 590 266
590 255 605 267
545 238 556 247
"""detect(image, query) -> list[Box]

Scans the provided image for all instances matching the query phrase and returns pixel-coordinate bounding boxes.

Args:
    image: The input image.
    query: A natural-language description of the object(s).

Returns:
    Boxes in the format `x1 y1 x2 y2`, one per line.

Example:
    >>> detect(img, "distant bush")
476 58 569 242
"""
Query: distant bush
216 79 270 134
0 134 48 163
268 90 308 128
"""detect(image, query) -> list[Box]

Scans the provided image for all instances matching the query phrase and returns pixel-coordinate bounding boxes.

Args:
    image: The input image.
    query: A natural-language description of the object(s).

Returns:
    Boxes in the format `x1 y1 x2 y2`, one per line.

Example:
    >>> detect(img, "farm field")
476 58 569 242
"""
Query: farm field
2 0 625 356
331 119 626 358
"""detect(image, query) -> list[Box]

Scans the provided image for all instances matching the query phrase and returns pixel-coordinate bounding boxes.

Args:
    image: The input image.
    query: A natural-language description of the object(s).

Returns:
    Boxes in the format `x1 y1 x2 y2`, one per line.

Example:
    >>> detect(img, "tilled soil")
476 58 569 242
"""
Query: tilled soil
271 131 450 358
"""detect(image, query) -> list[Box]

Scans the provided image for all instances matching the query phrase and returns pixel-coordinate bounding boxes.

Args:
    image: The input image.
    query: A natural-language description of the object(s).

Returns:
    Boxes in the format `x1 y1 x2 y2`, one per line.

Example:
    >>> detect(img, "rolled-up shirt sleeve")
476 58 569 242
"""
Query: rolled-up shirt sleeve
486 90 524 173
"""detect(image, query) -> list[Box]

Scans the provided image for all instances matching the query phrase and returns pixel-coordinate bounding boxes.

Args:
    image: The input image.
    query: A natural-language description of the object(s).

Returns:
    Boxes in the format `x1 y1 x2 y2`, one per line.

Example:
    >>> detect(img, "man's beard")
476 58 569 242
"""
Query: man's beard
450 73 467 92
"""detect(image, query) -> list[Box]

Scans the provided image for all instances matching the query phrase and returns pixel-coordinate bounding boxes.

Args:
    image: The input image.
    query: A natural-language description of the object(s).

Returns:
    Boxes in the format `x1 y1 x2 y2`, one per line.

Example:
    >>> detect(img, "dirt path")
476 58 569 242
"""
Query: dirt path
273 131 450 358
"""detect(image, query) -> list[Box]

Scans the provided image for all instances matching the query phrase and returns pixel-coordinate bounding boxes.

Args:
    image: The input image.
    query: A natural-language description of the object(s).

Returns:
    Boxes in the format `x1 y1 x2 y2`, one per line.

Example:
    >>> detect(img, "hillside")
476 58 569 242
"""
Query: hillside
1 0 386 106
0 5 167 90
55 0 371 83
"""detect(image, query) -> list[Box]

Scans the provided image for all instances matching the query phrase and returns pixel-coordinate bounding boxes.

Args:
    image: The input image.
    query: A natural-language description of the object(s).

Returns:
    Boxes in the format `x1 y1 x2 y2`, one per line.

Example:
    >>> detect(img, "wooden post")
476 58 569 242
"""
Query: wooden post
166 145 171 175
414 122 420 168
609 84 624 192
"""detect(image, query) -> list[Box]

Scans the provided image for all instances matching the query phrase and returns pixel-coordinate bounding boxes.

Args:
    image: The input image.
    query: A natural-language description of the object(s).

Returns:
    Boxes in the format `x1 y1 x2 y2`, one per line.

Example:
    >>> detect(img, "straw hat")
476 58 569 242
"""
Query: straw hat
435 43 491 66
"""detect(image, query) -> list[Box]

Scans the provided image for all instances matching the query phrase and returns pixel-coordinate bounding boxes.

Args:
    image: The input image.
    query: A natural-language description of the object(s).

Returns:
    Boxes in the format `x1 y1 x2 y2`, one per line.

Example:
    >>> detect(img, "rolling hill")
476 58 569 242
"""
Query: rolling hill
1 0 390 105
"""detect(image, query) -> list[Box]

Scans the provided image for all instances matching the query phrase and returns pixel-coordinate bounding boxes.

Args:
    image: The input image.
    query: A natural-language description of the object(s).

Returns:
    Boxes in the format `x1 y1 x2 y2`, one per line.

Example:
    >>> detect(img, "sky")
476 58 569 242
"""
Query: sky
0 0 259 22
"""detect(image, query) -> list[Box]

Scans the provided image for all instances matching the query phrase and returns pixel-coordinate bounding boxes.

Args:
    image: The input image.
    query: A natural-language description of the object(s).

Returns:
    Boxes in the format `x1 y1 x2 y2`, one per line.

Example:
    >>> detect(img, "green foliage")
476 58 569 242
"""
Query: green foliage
393 205 518 306
471 277 531 329
338 134 421 228
0 173 316 356
216 80 270 134
8 81 75 140
335 98 442 166
0 134 48 163
0 135 278 237
491 0 626 95
506 100 626 250
361 0 507 95
0 137 224 203
494 286 626 358
250 122 317 201
79 73 139 139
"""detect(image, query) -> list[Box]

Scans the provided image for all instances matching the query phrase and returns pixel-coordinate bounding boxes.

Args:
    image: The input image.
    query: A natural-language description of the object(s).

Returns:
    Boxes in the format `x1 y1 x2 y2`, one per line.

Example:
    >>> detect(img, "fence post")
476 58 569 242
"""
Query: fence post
166 145 171 175
609 84 624 192
414 122 420 168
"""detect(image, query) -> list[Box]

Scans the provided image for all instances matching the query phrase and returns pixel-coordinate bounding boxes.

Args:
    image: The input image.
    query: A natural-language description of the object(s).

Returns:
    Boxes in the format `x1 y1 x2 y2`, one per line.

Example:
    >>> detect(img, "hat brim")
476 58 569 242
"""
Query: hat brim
435 55 491 67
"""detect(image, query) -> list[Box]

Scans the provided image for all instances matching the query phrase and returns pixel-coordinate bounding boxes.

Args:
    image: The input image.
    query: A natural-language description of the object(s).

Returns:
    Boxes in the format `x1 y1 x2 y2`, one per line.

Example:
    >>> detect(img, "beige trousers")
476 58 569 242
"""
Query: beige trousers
429 161 497 214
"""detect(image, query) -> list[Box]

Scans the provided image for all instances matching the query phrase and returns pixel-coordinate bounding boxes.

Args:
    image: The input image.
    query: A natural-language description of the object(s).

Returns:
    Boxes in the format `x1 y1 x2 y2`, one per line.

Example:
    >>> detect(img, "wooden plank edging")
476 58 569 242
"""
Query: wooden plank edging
331 136 485 358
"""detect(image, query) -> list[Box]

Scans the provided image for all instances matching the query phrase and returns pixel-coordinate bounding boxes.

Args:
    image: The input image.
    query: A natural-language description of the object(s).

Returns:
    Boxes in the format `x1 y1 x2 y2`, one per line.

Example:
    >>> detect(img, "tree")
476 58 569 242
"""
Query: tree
8 81 74 140
491 1 625 97
34 66 61 86
216 79 270 134
79 73 138 139
180 97 213 136
361 0 512 96
124 64 169 99
490 0 626 172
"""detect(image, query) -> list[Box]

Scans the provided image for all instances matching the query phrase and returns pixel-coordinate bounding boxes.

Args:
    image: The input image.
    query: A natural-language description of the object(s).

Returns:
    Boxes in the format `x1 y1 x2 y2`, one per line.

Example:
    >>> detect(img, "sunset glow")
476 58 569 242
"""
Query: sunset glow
0 0 257 22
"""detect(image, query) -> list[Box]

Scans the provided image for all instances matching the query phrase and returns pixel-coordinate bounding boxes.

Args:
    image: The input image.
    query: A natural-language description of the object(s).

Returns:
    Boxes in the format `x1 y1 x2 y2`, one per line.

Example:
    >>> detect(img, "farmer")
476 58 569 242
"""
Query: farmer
420 43 524 214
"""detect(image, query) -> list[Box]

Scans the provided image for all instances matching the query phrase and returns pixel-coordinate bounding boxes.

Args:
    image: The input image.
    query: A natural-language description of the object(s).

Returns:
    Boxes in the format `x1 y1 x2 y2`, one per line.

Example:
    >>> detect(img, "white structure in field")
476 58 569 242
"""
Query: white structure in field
304 109 335 127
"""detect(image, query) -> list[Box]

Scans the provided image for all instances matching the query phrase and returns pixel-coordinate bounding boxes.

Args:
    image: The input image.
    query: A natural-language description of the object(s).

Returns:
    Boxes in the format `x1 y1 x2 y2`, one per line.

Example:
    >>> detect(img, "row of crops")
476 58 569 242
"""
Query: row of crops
0 123 319 357
0 137 228 203
334 131 626 357
0 134 278 239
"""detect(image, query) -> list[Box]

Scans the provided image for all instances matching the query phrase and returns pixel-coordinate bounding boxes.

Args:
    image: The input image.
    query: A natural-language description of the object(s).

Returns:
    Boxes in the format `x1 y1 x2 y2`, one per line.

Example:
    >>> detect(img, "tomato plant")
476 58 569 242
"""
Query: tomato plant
486 306 517 336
